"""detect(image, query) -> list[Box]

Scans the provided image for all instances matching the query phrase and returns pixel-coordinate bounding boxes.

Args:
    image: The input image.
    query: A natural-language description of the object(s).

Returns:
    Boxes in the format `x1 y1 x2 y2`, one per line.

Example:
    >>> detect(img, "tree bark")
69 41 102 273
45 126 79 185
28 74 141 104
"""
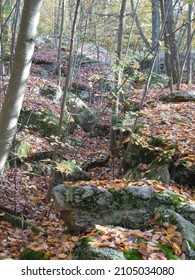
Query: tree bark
0 0 43 175
110 0 127 157
161 0 180 85
130 0 151 50
186 2 193 84
152 0 160 72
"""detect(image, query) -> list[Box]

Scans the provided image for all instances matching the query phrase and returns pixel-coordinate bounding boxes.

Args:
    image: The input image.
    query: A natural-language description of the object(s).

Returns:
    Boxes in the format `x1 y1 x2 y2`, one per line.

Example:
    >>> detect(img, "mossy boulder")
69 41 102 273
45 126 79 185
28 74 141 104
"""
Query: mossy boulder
53 184 195 233
126 160 171 184
19 108 76 138
162 90 195 102
67 92 106 136
29 160 91 184
123 137 178 185
170 162 195 187
72 209 195 260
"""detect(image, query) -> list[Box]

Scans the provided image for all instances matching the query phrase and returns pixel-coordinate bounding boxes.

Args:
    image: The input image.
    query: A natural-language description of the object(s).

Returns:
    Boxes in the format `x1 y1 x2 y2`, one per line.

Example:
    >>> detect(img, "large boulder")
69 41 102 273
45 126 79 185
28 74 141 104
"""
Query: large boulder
19 108 76 138
67 92 107 136
72 210 195 260
52 184 195 232
73 241 126 260
161 90 195 102
123 137 178 184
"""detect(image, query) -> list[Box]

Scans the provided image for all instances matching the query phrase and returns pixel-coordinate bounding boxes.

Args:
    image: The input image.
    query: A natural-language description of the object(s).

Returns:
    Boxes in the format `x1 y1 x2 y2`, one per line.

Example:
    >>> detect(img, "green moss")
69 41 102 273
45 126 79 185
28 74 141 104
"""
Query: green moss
168 214 177 225
20 249 49 260
188 240 195 251
155 191 183 210
148 137 167 147
158 244 179 260
78 237 95 247
124 249 143 260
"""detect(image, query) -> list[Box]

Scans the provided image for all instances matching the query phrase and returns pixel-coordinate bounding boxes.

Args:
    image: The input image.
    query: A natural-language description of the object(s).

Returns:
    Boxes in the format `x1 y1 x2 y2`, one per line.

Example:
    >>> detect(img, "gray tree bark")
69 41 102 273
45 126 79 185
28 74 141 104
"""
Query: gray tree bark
0 0 43 174
161 0 180 86
130 0 151 50
110 0 127 157
152 0 160 72
186 2 193 84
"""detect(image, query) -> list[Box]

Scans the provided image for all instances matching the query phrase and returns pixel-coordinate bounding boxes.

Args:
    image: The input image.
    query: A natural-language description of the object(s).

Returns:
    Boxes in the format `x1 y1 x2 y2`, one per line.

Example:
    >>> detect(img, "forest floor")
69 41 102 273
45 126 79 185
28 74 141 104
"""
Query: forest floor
0 44 195 260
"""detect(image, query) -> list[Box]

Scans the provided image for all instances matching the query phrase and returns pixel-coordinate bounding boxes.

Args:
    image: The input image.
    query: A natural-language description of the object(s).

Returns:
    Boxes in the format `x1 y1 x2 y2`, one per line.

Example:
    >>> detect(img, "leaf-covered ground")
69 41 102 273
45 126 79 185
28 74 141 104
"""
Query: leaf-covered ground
0 45 195 259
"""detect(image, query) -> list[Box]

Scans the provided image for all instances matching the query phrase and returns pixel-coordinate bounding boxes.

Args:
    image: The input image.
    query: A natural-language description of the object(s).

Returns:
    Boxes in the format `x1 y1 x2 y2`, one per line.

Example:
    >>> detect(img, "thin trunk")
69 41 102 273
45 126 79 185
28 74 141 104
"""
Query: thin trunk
56 0 66 84
0 0 43 175
177 28 195 89
152 0 160 72
125 0 140 56
186 2 193 84
130 0 151 50
162 0 180 86
110 0 127 157
46 0 81 201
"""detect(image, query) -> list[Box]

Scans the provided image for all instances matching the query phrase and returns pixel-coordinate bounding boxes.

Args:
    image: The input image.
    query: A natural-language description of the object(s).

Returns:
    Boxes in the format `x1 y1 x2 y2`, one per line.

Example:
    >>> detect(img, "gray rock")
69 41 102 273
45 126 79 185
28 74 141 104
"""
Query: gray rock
67 92 106 136
40 85 63 101
53 184 195 232
166 210 195 259
73 243 126 260
166 90 195 102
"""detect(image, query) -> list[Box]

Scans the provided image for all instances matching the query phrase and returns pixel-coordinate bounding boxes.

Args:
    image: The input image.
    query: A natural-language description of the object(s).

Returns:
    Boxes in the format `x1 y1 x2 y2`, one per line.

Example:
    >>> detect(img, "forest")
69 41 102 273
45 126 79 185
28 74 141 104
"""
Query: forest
0 0 195 260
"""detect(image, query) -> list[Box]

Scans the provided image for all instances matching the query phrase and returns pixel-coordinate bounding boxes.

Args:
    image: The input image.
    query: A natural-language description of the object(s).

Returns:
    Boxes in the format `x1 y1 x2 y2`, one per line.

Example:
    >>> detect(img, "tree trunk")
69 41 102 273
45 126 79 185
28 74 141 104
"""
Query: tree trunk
125 0 140 56
152 0 160 73
162 0 180 85
186 2 193 84
0 0 43 175
110 0 127 157
56 0 66 83
130 0 151 50
46 0 81 201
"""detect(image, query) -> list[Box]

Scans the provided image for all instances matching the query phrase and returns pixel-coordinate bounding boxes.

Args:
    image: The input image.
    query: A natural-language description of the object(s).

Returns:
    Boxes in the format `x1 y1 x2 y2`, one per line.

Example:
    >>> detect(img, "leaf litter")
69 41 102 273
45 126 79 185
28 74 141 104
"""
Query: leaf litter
0 46 195 259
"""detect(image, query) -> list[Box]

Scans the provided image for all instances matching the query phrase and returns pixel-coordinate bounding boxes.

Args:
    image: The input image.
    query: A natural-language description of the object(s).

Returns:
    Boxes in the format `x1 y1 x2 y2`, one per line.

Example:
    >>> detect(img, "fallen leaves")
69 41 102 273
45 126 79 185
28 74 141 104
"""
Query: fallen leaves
83 222 183 260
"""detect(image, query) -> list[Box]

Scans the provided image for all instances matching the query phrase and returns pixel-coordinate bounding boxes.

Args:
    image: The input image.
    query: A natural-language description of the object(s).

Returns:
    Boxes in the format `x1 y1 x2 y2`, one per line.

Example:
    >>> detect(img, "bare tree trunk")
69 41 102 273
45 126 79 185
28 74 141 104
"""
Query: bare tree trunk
0 0 43 175
152 0 160 72
56 0 66 84
125 0 140 56
46 0 81 201
177 28 195 90
161 0 180 86
110 0 127 157
130 0 151 50
186 1 193 84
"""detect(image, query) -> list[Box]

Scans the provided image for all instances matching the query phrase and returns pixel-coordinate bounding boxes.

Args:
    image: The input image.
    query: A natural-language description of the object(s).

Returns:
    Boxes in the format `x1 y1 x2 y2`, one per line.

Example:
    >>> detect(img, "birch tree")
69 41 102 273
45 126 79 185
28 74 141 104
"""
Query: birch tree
0 0 43 175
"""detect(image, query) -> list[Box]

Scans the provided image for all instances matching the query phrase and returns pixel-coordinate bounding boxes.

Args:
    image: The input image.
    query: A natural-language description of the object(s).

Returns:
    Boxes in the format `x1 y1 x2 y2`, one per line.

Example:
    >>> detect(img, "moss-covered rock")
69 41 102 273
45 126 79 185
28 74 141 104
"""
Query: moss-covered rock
53 184 195 233
170 162 195 187
19 108 76 139
67 92 106 136
73 238 126 260
123 137 178 185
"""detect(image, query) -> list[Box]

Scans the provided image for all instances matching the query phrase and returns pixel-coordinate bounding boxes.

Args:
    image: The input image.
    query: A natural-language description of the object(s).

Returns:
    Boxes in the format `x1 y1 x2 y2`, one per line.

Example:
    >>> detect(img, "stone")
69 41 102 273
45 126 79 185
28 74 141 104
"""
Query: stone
66 92 106 136
36 85 63 101
73 242 126 260
166 210 195 259
52 184 195 233
165 90 195 102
